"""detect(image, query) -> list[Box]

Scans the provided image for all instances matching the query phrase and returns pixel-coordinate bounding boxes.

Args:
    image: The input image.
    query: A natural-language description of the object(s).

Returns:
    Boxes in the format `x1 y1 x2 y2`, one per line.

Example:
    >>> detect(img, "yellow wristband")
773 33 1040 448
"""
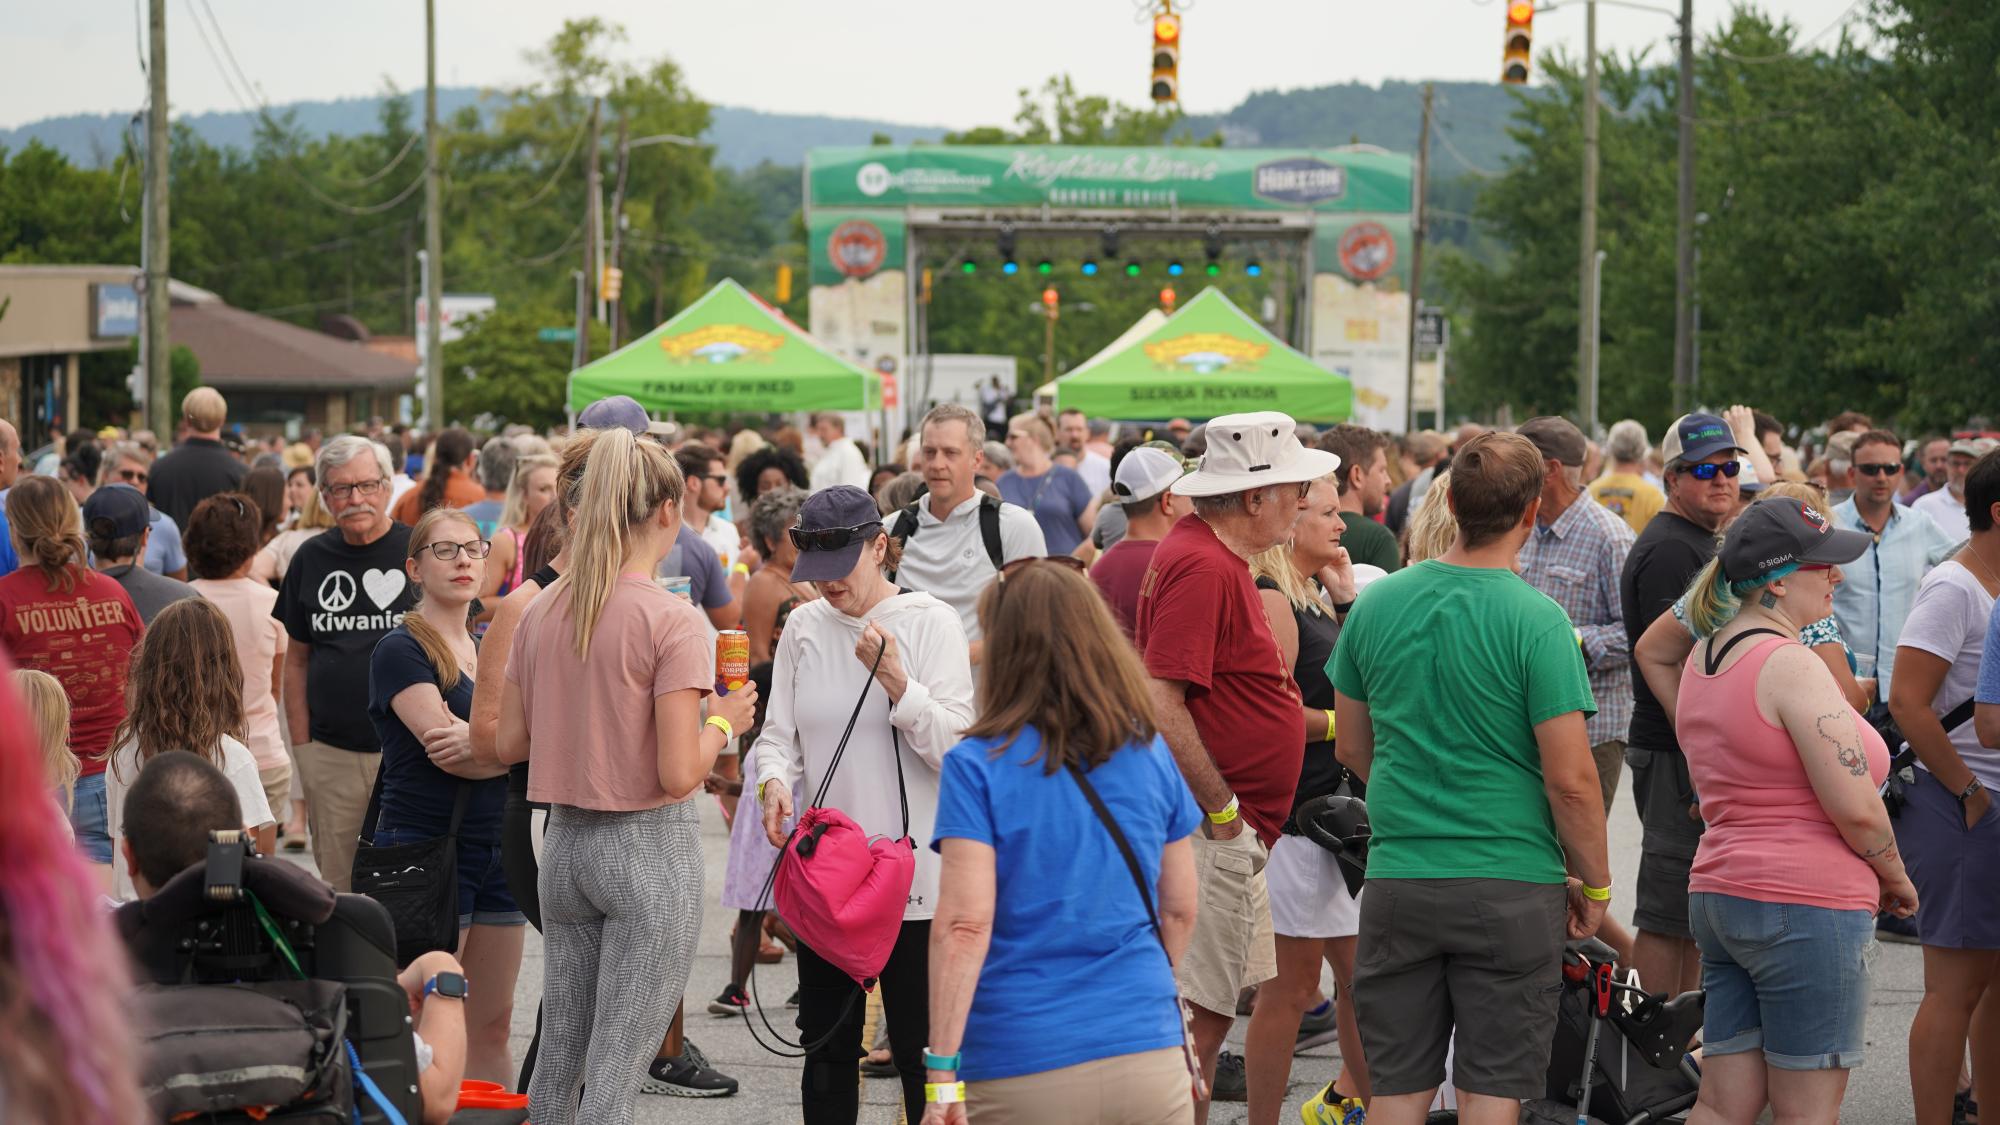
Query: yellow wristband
756 780 766 803
731 562 751 577
704 714 734 741
1322 708 1336 743
1208 796 1239 825
925 1081 967 1104
1579 882 1611 902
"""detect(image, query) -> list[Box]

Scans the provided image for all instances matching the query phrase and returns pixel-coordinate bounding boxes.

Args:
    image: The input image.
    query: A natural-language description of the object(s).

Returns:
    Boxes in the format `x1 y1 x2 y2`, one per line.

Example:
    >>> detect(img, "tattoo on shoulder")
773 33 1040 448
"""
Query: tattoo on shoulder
1816 712 1870 778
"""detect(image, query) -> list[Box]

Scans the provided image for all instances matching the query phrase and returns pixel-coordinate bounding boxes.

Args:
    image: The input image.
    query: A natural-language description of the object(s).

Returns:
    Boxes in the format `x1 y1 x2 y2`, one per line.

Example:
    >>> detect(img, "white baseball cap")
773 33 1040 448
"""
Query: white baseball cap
1112 446 1188 504
1171 411 1341 498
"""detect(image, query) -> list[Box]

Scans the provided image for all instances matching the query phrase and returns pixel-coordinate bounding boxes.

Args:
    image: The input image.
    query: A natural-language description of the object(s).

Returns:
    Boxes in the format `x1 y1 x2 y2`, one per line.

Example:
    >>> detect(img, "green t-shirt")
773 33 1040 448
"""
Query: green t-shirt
1328 560 1595 882
1338 511 1402 572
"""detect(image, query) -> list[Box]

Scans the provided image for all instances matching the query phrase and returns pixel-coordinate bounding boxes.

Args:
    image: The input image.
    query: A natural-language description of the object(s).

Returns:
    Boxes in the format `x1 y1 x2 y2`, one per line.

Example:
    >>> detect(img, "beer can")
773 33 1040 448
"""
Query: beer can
716 629 750 695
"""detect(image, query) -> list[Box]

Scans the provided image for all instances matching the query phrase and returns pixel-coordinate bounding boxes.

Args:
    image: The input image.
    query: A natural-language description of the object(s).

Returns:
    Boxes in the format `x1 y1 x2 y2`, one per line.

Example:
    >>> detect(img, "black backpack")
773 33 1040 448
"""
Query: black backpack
888 494 1005 576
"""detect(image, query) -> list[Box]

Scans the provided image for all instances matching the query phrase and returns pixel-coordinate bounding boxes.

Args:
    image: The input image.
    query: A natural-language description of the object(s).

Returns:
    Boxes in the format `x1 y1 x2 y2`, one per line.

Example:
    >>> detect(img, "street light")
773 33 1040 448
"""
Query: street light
607 132 703 348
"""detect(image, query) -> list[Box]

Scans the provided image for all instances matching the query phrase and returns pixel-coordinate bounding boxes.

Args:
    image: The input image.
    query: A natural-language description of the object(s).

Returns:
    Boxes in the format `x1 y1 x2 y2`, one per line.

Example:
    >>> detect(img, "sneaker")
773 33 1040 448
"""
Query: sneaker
1296 999 1338 1053
1878 912 1921 945
640 1040 739 1098
1211 1049 1247 1102
707 983 748 1017
1301 1082 1366 1125
859 1050 898 1077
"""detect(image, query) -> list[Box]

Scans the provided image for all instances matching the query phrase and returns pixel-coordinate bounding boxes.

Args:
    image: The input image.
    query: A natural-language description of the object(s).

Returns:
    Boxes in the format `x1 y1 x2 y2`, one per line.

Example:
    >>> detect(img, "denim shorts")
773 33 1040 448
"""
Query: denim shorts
373 824 527 929
1689 891 1874 1070
70 771 112 864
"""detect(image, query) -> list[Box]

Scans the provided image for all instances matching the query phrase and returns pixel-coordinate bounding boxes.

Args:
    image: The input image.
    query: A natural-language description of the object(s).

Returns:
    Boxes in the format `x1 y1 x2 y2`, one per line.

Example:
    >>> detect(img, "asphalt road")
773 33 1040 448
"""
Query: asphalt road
453 764 1924 1125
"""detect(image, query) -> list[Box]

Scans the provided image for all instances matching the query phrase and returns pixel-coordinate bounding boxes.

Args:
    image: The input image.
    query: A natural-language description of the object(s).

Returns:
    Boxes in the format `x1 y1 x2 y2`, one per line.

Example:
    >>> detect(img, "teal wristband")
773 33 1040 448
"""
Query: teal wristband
922 1048 962 1071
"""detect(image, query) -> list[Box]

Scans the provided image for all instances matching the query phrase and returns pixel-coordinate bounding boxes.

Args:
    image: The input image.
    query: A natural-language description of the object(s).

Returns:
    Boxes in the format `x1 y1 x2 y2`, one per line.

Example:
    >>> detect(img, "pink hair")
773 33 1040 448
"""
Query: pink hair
0 650 145 1123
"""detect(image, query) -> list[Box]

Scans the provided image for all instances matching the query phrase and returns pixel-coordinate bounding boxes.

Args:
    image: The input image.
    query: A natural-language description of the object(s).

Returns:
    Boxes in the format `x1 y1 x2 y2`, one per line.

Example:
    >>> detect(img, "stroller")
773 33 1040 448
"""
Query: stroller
1296 797 1704 1125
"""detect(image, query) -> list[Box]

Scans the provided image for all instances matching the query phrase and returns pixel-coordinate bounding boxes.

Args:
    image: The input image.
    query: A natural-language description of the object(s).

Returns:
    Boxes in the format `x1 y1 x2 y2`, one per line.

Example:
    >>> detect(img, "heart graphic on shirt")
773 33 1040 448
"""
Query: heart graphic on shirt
362 568 407 610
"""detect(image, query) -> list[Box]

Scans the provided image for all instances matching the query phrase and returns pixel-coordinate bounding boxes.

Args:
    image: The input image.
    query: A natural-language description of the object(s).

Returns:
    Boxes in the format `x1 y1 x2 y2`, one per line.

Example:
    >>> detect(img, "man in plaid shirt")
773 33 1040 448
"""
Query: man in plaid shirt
1515 417 1636 813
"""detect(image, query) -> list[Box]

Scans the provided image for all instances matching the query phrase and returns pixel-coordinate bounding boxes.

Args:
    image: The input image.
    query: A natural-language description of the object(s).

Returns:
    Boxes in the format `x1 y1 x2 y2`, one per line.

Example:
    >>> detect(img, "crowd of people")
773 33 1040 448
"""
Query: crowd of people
1 384 1998 1125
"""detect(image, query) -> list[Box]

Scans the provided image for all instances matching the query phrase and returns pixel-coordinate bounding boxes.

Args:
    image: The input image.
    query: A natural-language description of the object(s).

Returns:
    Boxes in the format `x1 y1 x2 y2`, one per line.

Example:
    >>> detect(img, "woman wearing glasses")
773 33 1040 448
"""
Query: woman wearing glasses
754 484 977 1125
365 507 522 1085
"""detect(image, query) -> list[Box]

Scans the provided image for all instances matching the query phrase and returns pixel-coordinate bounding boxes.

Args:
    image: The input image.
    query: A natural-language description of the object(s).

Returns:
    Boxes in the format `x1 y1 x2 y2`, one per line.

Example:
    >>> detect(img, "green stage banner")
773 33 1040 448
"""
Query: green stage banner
1053 288 1352 423
808 146 1412 215
570 279 881 414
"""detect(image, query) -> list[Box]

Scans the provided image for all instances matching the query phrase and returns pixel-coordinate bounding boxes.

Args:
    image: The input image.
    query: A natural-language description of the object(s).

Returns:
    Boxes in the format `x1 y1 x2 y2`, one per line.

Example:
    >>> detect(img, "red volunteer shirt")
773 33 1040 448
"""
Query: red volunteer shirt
1134 515 1303 846
0 567 143 775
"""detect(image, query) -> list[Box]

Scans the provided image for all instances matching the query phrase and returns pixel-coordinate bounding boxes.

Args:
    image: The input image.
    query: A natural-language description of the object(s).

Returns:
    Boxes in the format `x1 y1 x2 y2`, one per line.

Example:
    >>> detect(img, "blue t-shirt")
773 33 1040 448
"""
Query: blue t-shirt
460 498 504 539
997 466 1094 556
930 726 1202 1082
367 626 504 844
0 500 16 577
659 524 733 611
1980 598 2000 706
146 507 186 576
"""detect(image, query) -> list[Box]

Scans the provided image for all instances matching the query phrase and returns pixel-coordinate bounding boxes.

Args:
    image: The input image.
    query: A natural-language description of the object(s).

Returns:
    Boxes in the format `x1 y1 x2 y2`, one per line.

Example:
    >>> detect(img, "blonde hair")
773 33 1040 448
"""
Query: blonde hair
13 669 76 812
402 508 481 692
1404 470 1458 564
1009 412 1055 453
181 387 227 432
292 483 336 531
6 477 88 593
500 453 561 530
1250 475 1342 616
556 427 683 657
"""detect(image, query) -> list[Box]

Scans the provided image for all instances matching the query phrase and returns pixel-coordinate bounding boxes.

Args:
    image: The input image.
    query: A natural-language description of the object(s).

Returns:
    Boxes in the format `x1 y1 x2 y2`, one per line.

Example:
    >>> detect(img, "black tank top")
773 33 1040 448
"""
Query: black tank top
1255 575 1359 823
507 563 563 797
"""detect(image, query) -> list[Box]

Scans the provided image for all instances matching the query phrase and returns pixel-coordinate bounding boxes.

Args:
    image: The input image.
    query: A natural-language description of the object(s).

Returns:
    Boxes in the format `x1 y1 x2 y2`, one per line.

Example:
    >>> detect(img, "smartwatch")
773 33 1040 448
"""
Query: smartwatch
423 971 469 1001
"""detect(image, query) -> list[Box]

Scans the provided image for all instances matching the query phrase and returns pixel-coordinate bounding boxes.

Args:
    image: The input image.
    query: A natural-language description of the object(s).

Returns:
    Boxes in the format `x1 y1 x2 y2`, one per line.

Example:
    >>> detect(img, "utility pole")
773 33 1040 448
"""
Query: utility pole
144 0 171 437
1671 0 1696 415
607 114 630 350
583 99 602 337
1403 82 1433 435
422 0 444 428
1577 0 1600 435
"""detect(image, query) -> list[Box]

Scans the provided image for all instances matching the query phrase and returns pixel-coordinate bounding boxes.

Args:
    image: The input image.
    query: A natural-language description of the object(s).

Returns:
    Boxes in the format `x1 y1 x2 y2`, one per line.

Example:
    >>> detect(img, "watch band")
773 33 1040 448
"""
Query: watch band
922 1048 962 1071
1962 777 1985 802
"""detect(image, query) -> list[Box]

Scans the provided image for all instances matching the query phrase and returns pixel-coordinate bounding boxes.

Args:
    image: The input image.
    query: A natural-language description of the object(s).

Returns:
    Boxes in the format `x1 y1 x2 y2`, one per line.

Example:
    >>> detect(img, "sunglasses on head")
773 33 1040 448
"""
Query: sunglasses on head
1854 462 1902 477
1686 460 1743 481
788 521 883 552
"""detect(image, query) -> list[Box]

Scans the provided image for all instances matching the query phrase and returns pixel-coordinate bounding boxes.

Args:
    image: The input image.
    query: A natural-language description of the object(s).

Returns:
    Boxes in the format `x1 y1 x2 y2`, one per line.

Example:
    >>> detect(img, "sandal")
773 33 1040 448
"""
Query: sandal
1955 1090 1978 1125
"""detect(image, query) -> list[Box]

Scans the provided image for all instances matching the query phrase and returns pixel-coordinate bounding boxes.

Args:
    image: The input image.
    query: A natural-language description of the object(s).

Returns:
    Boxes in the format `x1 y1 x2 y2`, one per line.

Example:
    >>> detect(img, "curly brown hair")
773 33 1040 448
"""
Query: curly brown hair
109 598 245 774
184 493 263 580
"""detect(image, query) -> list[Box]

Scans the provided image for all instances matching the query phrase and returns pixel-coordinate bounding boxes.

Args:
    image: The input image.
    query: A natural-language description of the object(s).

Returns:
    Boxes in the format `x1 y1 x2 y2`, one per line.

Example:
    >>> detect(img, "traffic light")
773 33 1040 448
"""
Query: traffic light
1502 0 1534 85
1042 286 1060 318
776 263 793 303
997 224 1018 274
600 265 623 302
1160 286 1177 312
1151 11 1180 104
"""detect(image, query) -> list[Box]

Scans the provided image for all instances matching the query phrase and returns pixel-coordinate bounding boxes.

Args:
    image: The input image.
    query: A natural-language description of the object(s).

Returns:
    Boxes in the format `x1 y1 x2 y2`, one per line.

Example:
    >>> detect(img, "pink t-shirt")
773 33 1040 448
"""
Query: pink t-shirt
1679 633 1889 913
507 575 712 810
191 577 289 770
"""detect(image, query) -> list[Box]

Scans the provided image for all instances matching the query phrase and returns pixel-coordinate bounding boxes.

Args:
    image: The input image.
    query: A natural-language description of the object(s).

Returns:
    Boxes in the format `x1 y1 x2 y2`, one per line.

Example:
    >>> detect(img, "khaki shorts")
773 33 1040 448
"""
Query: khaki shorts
967 1047 1192 1124
1176 829 1277 1017
291 740 380 893
257 762 293 830
1590 739 1626 814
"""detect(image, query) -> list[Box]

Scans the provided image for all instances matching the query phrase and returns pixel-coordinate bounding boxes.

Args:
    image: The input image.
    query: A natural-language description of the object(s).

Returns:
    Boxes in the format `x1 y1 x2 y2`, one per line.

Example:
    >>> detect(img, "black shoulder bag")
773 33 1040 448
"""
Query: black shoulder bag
1065 761 1209 1102
351 769 471 968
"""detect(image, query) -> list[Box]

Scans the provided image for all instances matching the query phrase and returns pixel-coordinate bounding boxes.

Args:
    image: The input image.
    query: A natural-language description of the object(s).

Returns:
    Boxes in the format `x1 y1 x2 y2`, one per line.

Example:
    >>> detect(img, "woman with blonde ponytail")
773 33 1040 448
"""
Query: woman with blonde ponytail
365 507 520 1084
497 425 757 1125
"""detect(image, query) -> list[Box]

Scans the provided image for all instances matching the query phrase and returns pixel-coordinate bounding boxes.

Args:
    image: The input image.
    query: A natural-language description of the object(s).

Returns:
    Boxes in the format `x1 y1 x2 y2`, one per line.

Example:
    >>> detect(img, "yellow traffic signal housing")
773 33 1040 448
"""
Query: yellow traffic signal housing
1503 0 1534 85
601 265 624 302
1151 12 1180 104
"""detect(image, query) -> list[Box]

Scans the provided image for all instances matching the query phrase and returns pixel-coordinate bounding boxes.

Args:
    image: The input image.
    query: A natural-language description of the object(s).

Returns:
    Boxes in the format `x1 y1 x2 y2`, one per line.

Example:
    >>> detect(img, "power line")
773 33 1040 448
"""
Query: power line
1433 125 1502 178
1706 0 1868 64
503 114 592 212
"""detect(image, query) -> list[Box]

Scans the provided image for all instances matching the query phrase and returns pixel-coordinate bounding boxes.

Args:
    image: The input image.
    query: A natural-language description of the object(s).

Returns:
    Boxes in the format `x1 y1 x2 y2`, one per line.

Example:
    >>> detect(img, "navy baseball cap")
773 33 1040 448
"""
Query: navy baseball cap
787 485 886 583
577 395 675 437
82 483 152 539
1661 412 1746 465
1720 496 1871 584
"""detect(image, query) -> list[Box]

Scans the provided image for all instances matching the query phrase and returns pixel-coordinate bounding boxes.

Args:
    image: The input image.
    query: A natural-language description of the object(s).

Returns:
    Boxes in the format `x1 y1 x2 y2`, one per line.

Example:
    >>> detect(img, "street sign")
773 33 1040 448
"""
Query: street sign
1415 306 1449 354
538 327 577 343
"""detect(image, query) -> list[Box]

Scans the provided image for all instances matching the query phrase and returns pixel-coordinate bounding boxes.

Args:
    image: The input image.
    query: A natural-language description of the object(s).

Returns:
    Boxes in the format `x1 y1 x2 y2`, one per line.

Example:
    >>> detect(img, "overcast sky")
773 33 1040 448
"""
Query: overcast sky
6 0 1870 131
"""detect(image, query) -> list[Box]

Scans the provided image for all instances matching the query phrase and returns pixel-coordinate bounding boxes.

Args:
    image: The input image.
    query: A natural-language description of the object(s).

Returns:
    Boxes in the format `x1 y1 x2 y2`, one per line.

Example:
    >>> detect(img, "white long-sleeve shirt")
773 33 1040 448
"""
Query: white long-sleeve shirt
752 590 975 920
810 437 873 493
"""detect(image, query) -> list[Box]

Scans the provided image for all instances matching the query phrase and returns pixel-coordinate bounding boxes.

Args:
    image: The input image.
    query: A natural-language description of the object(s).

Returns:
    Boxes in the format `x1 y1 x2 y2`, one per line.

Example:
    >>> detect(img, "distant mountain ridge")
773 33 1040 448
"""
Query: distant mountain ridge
3 81 1524 174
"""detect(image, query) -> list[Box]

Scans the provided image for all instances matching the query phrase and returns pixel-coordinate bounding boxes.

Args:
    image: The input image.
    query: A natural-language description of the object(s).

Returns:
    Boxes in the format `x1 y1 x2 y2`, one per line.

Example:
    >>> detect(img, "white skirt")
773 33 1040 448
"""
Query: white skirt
1265 833 1362 939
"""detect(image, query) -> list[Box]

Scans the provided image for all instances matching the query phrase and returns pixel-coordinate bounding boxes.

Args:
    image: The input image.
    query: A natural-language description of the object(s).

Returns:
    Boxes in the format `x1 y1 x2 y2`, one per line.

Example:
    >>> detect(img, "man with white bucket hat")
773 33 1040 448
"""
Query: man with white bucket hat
1133 411 1340 1123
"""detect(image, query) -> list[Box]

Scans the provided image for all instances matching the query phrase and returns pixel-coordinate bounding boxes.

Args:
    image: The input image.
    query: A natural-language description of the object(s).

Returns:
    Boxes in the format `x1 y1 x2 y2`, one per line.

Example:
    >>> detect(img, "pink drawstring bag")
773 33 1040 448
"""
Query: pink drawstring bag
774 804 915 986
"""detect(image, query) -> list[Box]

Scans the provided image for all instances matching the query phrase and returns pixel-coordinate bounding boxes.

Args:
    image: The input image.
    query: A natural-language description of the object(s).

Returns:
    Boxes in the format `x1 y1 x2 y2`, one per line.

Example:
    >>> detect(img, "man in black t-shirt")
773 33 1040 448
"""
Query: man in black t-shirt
275 435 416 891
148 388 247 529
1618 412 1742 997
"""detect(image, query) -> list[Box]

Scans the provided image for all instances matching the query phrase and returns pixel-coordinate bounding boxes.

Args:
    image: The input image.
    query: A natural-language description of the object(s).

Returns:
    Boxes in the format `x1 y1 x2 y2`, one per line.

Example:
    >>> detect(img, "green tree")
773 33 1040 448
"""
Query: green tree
443 307 606 429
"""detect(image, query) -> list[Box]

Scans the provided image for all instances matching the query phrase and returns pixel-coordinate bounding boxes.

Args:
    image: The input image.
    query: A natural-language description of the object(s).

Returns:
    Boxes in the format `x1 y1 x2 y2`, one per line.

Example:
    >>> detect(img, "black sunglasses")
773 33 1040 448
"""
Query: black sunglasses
789 521 883 552
1686 460 1743 482
1854 462 1902 477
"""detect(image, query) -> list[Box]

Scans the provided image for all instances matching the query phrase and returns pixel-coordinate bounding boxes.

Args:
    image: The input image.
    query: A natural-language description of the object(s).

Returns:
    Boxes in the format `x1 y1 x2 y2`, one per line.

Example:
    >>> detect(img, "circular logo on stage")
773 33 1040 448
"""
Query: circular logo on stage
828 220 889 278
1338 221 1397 282
856 162 892 198
317 570 356 613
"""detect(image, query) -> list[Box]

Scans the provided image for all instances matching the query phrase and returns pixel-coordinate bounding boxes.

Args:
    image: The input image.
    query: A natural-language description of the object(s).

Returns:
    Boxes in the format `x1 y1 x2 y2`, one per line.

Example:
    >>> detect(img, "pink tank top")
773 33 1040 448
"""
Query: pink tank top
1677 632 1888 913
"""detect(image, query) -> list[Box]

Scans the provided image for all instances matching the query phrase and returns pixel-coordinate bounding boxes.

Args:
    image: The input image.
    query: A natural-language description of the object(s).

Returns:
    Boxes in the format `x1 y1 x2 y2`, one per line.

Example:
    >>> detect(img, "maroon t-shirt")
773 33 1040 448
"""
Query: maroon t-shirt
1091 536 1160 640
0 566 142 775
1134 515 1303 846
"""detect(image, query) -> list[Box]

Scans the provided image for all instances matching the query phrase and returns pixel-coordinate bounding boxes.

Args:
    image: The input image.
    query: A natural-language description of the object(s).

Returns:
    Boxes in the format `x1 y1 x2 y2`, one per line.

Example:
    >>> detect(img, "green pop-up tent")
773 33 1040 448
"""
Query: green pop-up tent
568 278 882 416
1052 288 1352 423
